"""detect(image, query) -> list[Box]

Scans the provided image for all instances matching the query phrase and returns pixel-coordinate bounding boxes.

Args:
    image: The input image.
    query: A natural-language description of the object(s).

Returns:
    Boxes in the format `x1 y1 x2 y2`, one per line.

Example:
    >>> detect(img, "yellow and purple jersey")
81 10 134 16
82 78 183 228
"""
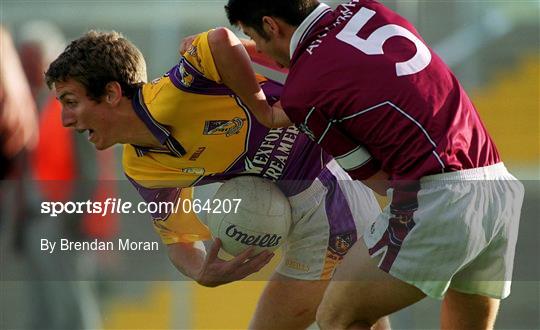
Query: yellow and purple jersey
123 31 331 244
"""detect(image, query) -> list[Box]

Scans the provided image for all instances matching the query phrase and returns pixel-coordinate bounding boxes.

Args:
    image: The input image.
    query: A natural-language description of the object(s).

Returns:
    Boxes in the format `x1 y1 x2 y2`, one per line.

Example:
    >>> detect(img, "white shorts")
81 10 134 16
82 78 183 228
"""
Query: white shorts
364 163 525 299
276 160 381 280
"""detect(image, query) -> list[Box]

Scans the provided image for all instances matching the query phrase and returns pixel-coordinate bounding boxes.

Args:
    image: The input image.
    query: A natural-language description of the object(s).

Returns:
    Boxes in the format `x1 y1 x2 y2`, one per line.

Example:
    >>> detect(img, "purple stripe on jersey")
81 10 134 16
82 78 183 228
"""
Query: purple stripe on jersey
168 58 234 96
126 175 181 221
188 87 332 197
131 89 186 157
131 90 169 144
318 167 358 256
238 114 332 196
195 125 332 197
140 65 333 197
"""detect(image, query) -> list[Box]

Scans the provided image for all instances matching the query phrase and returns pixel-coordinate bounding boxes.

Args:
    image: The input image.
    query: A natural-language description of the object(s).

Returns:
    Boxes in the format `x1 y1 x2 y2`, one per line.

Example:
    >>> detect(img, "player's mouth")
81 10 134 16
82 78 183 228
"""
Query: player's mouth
76 128 96 141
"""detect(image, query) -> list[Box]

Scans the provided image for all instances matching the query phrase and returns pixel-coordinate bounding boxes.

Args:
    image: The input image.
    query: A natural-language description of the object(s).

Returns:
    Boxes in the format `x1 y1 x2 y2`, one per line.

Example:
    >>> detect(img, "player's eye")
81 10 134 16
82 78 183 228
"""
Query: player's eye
65 100 78 108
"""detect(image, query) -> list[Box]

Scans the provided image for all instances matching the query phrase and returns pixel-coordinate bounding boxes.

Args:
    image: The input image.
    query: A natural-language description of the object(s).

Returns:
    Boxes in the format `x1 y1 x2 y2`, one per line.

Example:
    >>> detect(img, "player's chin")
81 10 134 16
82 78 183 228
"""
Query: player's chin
93 140 114 150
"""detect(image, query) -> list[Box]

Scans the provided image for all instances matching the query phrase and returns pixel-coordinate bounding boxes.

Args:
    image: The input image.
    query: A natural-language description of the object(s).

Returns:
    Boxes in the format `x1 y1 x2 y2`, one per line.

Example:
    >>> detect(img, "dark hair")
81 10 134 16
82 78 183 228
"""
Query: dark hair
45 30 146 101
225 0 319 39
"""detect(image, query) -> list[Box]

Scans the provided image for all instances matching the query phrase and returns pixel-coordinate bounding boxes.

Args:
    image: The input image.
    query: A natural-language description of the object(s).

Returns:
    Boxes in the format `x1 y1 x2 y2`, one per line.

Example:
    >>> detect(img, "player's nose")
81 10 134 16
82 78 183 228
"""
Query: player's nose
61 108 76 128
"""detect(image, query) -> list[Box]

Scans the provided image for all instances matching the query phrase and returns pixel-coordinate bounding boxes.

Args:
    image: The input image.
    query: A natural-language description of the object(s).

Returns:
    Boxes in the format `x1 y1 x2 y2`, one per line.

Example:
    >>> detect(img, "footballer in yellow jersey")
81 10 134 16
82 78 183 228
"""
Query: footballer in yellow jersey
46 28 382 329
123 30 338 244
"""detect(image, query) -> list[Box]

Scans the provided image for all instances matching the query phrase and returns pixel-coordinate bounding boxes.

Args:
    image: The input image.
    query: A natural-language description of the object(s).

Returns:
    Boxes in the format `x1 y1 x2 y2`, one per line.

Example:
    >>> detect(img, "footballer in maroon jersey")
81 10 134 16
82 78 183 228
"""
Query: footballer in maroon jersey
226 0 524 329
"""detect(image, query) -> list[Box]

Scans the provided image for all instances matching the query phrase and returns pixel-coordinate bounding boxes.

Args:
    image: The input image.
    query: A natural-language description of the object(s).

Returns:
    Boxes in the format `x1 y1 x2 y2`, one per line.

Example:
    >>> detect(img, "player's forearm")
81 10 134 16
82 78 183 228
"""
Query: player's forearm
208 28 280 128
208 28 261 103
239 38 287 73
241 97 292 128
167 241 206 280
270 102 293 128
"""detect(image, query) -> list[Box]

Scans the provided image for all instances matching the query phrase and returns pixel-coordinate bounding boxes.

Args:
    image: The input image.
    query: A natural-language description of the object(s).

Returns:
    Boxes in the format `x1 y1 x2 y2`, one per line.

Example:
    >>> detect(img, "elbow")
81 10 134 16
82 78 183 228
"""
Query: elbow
208 27 239 48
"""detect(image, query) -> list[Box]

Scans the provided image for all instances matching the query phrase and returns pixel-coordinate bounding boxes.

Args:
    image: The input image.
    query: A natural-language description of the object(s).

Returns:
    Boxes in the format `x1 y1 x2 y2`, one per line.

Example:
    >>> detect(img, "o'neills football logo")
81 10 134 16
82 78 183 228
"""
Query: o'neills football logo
225 225 282 248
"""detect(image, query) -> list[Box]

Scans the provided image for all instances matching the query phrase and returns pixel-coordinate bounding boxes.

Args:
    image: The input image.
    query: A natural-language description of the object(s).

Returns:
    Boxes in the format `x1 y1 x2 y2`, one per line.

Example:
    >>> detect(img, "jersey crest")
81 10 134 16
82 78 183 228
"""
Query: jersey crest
203 118 245 136
329 232 355 256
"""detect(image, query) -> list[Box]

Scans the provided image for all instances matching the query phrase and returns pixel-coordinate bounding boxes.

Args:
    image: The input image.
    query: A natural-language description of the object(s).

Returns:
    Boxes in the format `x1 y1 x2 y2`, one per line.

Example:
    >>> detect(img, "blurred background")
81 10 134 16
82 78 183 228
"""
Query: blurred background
1 1 538 329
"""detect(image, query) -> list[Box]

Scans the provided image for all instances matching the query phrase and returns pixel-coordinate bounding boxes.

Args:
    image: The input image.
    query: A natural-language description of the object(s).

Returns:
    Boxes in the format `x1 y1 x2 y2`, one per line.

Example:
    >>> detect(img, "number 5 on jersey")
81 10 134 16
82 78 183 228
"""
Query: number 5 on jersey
336 7 431 77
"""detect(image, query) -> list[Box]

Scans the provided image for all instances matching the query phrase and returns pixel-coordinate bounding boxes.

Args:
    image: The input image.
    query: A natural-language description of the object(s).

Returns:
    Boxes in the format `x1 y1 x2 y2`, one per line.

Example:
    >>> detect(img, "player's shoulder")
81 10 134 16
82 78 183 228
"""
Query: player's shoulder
182 29 222 83
206 27 235 47
141 74 173 104
122 144 142 181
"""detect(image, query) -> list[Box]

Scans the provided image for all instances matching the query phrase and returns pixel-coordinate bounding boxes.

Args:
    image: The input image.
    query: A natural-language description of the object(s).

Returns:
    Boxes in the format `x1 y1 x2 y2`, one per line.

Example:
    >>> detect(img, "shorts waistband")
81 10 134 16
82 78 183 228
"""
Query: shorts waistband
288 163 333 206
421 163 508 183
288 177 326 205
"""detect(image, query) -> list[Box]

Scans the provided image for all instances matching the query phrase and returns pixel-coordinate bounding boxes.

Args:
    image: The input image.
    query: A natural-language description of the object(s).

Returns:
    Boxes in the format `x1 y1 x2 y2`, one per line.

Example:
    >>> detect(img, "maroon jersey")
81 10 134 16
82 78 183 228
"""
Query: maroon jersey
282 1 500 181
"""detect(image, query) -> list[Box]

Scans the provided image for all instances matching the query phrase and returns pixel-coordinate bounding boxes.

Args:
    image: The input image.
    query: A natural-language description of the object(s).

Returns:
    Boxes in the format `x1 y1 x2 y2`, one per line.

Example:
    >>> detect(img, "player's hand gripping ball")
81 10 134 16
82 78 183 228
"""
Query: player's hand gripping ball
207 176 292 256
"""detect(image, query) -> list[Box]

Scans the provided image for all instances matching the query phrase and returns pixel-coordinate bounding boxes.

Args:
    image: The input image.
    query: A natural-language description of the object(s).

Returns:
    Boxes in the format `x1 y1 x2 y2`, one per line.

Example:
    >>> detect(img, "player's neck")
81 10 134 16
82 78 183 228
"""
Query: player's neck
115 98 162 148
274 19 296 68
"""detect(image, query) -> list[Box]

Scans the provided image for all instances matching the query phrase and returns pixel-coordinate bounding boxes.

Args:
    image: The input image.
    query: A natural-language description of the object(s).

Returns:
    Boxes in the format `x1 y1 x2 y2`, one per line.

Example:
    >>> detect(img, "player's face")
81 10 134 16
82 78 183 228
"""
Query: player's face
240 23 290 68
55 79 118 150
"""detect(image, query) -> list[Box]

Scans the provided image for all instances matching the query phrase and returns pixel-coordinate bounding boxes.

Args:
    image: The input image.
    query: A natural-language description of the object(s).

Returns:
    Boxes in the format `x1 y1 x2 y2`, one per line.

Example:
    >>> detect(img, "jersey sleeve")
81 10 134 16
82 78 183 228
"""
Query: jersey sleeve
289 104 380 180
126 175 211 245
182 29 275 92
182 30 222 83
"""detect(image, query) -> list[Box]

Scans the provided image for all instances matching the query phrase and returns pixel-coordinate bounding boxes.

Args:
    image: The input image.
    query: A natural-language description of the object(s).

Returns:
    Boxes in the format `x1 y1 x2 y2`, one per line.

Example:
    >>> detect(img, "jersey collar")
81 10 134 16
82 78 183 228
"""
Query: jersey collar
130 87 187 157
289 3 332 59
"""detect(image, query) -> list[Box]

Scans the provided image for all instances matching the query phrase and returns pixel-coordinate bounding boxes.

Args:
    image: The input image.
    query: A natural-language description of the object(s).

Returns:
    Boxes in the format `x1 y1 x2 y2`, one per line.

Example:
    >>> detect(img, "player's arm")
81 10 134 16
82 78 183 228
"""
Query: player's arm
294 108 390 195
167 241 206 279
164 192 274 286
125 176 273 285
179 33 286 73
238 38 288 73
168 238 273 287
207 27 292 128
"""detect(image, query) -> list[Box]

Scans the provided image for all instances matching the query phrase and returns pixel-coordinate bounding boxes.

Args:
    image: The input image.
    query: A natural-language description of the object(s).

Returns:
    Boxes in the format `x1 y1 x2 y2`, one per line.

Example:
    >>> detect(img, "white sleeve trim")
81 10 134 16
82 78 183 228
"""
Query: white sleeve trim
334 146 372 171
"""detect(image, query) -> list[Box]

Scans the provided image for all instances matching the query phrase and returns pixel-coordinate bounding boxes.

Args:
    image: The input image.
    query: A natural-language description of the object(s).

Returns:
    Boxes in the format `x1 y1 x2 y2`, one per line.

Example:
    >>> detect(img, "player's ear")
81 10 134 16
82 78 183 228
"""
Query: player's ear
261 16 280 38
104 81 122 105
